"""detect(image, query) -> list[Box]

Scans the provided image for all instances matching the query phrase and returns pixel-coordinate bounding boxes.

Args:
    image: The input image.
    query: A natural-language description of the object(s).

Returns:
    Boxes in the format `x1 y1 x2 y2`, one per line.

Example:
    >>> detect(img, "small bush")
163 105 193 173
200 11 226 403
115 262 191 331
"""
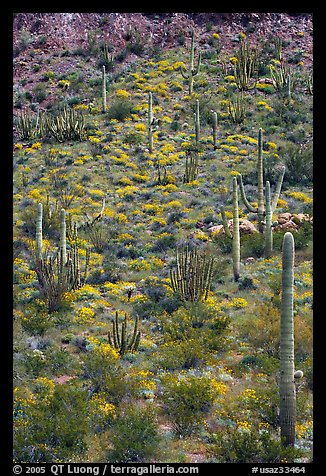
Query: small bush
160 374 216 436
106 99 134 121
107 403 160 462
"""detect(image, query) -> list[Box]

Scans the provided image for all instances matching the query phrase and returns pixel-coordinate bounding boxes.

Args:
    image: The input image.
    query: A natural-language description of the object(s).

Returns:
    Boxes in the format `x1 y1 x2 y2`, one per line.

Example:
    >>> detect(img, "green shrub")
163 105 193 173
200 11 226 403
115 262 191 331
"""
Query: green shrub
208 426 304 463
106 99 134 121
160 374 216 436
107 403 160 462
82 340 127 402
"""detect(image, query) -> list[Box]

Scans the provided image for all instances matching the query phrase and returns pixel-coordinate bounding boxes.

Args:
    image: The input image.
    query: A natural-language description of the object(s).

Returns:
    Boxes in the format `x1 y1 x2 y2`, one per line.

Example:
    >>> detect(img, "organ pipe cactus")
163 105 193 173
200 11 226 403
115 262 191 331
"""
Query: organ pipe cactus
108 311 141 356
279 231 296 447
170 243 215 302
221 177 241 281
45 105 85 143
35 204 82 312
183 150 199 183
179 29 201 95
233 37 259 91
238 128 285 232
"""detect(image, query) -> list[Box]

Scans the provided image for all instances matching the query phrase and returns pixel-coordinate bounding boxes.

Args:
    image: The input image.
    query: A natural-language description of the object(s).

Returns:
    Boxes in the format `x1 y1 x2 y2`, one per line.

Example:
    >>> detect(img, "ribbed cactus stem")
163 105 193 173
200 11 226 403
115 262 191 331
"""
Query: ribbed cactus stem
60 208 67 267
108 311 141 356
220 205 232 239
264 181 273 258
280 232 296 447
257 127 265 232
102 65 107 113
271 166 286 213
148 92 153 153
212 111 218 149
180 28 201 95
36 203 43 262
232 177 240 282
195 99 200 147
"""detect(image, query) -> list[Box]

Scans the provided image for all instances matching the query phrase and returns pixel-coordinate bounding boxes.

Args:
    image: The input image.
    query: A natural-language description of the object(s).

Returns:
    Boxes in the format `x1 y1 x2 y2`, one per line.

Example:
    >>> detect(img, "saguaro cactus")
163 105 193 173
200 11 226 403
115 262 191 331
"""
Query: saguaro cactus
179 29 201 95
194 99 200 148
212 111 218 149
221 177 241 281
238 128 285 232
279 231 296 447
102 65 107 113
148 92 154 153
108 311 141 356
60 208 67 267
36 203 43 262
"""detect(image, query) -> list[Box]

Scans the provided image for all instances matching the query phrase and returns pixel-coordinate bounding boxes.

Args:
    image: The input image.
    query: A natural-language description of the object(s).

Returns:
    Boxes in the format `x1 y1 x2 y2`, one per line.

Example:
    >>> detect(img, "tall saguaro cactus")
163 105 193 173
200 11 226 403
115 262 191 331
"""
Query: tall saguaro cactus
194 99 200 148
279 231 296 447
60 208 67 267
212 111 218 149
179 29 201 95
102 65 107 113
148 92 154 153
36 203 43 262
238 128 285 232
221 177 241 281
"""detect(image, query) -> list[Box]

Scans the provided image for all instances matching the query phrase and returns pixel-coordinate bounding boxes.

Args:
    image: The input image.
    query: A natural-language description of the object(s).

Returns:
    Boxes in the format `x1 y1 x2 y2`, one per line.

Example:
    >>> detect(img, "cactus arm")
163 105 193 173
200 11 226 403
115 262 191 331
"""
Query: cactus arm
280 232 296 447
232 177 241 281
238 174 257 213
264 181 273 258
271 166 285 213
180 65 189 79
220 206 232 239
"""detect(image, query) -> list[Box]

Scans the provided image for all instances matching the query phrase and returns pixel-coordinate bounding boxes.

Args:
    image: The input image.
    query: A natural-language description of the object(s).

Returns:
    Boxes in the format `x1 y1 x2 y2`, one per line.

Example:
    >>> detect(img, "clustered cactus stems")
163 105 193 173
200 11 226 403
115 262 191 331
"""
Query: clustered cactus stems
16 108 46 140
170 243 215 302
179 29 201 95
233 37 259 91
183 150 199 183
45 105 85 142
227 92 247 124
221 177 241 281
269 61 293 98
238 128 285 233
279 231 296 447
102 65 107 113
155 158 168 185
108 311 141 356
35 204 82 313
